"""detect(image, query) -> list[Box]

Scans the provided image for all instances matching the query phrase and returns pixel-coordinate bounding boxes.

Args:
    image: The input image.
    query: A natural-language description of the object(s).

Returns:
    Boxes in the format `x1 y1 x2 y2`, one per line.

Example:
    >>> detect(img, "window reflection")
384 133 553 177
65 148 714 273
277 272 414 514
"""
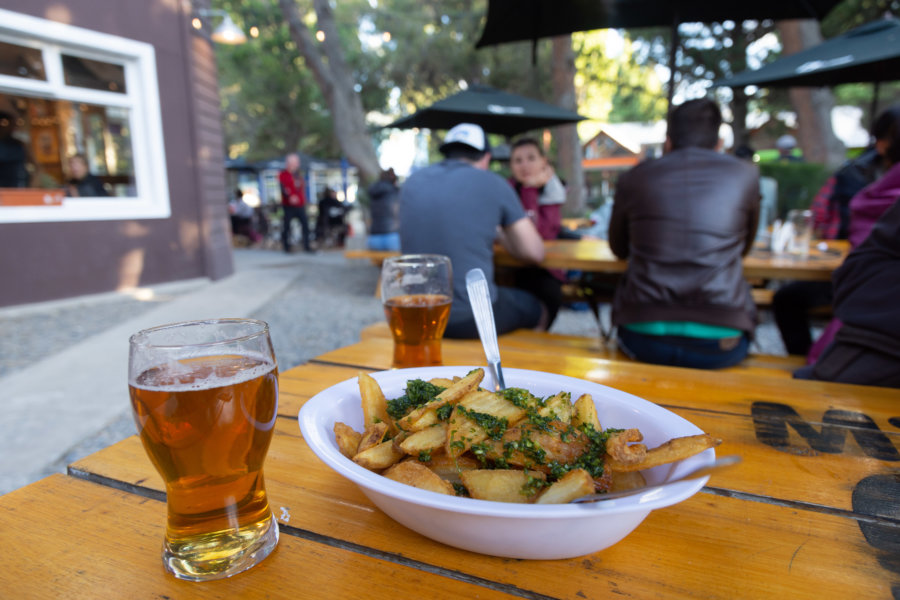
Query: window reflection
0 41 46 80
61 55 126 94
0 93 136 198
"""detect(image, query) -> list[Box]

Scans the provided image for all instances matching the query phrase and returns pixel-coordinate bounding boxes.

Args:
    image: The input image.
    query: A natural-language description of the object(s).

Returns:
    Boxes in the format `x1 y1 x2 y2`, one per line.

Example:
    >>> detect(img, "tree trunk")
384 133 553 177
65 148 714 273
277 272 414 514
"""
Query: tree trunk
551 36 584 216
776 20 845 169
278 0 381 183
729 23 749 150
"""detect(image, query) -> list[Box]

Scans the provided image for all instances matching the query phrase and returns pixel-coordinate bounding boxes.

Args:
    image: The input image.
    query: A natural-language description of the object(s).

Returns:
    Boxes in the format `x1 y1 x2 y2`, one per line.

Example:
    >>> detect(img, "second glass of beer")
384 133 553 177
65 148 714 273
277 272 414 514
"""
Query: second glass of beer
381 254 452 368
128 318 280 581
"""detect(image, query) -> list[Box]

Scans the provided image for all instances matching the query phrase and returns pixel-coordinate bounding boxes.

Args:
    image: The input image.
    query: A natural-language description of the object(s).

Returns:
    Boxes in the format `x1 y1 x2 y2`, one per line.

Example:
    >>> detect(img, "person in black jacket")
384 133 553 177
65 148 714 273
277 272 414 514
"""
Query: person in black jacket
367 168 401 251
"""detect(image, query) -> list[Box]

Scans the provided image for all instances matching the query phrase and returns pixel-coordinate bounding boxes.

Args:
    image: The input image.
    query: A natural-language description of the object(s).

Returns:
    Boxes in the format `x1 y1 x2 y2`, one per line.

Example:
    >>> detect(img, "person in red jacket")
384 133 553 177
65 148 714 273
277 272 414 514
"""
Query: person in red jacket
279 153 312 253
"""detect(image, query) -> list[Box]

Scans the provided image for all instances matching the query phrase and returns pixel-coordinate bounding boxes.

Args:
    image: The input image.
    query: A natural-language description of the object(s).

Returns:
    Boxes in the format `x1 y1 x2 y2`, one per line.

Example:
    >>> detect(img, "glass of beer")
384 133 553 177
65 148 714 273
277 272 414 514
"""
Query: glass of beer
381 254 452 368
128 318 279 581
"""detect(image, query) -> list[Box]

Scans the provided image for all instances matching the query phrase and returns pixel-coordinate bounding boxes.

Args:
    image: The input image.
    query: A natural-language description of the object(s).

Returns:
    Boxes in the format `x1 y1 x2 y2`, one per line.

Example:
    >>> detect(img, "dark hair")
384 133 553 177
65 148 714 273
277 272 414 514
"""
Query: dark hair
733 144 755 161
442 143 487 162
871 104 900 164
668 98 722 150
511 137 544 156
380 168 397 183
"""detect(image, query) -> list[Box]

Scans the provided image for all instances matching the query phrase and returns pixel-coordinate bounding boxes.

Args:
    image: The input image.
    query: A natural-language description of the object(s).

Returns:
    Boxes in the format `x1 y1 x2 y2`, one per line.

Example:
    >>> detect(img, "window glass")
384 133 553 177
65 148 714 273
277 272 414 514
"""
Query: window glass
61 54 126 94
0 40 45 80
0 93 136 197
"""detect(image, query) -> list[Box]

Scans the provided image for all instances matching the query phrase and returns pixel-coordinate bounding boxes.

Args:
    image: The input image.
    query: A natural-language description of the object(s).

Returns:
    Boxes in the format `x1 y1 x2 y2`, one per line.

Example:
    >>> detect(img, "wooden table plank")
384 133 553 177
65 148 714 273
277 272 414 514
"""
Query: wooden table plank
357 322 806 378
311 338 900 420
69 423 899 599
0 474 516 600
494 239 848 282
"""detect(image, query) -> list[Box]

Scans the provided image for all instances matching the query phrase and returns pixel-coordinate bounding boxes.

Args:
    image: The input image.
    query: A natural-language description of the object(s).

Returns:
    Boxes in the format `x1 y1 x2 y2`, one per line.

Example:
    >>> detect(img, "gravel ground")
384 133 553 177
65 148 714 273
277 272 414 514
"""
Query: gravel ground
1 248 791 490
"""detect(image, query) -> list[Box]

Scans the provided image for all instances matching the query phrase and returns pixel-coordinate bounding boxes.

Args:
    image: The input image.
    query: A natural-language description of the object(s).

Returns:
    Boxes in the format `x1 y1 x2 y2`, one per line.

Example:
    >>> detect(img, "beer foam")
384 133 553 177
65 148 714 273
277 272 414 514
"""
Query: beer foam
132 353 275 391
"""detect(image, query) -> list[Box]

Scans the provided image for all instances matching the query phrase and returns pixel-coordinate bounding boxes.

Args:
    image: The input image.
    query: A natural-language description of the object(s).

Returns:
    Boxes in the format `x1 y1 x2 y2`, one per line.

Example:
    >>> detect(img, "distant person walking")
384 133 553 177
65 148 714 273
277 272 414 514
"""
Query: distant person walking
279 152 312 253
367 168 401 251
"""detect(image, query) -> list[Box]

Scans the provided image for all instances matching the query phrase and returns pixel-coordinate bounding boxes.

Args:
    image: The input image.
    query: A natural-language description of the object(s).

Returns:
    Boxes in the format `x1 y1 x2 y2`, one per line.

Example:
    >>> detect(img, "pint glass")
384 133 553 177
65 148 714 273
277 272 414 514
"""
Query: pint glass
381 254 452 368
128 319 279 581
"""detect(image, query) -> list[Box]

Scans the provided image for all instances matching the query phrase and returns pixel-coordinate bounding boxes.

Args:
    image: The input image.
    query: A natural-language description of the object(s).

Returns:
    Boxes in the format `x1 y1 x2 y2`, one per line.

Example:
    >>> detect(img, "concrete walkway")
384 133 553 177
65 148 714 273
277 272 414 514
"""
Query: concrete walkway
0 249 319 495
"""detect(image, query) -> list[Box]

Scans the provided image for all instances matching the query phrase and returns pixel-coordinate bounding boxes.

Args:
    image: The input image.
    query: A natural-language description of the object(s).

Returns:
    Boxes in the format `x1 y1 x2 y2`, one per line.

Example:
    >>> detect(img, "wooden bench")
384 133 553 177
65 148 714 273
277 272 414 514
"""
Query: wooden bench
359 322 805 378
343 249 399 267
751 286 833 317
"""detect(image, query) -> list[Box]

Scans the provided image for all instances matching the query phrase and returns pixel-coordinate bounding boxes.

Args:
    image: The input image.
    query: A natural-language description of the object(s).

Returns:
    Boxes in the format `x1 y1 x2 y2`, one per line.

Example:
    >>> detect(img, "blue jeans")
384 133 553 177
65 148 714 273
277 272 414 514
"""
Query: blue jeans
367 233 400 251
617 327 750 370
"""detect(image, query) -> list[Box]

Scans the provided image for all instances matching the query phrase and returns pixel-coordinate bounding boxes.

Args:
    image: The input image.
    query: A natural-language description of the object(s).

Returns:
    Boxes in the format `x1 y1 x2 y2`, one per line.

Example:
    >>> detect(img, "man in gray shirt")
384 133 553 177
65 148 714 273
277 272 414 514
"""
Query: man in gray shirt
399 123 546 338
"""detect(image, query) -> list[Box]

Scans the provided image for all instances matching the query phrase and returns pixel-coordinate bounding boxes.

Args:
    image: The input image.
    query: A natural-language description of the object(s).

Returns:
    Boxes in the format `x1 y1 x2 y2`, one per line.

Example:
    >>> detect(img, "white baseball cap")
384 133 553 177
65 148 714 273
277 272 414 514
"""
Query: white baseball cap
439 123 490 154
776 134 797 150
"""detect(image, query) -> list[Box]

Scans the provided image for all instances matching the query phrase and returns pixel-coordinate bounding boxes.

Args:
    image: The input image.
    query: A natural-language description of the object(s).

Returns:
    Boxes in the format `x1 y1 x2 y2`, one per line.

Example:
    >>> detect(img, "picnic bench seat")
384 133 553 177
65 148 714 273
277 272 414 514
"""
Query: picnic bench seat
359 322 805 378
343 248 399 267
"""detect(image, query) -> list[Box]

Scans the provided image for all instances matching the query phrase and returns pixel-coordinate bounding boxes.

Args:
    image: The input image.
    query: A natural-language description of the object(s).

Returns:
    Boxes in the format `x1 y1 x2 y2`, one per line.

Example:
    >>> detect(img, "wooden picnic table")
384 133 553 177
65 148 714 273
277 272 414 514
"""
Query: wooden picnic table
347 239 849 284
495 239 850 282
1 334 896 598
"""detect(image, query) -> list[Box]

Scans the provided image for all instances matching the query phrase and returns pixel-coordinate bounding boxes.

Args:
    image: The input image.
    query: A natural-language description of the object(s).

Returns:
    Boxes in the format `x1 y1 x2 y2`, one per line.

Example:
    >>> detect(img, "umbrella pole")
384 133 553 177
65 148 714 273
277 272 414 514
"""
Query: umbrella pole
666 16 680 121
871 81 880 121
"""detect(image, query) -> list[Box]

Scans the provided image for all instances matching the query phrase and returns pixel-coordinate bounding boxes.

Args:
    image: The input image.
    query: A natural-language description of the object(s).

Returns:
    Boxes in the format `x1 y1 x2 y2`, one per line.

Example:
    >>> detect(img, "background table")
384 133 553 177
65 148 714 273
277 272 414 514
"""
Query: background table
1 334 896 598
495 239 849 282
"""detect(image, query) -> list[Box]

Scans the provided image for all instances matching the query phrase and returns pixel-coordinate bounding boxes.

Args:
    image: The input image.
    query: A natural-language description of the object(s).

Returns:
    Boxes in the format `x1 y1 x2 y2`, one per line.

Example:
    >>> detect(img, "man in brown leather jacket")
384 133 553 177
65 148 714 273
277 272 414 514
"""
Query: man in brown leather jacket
608 98 760 369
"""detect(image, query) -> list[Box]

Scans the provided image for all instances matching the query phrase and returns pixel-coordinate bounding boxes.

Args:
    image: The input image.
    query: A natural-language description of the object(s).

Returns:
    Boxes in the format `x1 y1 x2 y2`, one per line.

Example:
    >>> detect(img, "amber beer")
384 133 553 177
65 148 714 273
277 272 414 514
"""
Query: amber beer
129 352 279 581
384 293 452 367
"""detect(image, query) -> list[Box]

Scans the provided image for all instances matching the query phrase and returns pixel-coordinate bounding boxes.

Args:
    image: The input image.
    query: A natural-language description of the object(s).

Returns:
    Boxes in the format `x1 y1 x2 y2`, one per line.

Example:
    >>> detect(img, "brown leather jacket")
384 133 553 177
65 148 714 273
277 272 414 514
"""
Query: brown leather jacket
608 147 760 334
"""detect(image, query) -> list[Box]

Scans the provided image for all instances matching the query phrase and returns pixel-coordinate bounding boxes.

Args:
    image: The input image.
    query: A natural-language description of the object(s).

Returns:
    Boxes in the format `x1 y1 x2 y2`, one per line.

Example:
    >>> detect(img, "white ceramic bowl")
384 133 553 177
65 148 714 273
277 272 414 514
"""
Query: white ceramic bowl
298 367 714 559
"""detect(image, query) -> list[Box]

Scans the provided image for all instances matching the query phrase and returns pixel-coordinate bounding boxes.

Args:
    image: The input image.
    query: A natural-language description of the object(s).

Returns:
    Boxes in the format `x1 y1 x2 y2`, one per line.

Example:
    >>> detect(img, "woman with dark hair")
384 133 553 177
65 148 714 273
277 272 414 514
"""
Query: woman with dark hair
506 138 572 328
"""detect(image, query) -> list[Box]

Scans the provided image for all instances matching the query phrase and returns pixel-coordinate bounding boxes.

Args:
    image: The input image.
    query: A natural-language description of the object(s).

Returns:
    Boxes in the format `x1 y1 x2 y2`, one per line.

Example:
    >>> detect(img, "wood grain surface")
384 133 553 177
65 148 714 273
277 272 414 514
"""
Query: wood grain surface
494 239 847 282
0 475 516 600
69 416 898 599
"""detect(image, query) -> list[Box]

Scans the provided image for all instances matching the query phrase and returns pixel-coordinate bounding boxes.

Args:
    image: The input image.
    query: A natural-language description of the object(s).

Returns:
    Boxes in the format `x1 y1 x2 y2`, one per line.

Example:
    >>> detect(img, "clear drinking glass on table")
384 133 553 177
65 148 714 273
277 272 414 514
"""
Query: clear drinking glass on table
787 209 813 257
381 254 452 368
128 318 279 582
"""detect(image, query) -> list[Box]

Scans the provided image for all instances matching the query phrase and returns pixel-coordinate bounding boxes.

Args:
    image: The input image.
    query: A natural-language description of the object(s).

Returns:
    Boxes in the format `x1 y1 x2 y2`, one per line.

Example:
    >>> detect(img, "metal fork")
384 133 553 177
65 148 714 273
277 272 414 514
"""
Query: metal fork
466 268 506 391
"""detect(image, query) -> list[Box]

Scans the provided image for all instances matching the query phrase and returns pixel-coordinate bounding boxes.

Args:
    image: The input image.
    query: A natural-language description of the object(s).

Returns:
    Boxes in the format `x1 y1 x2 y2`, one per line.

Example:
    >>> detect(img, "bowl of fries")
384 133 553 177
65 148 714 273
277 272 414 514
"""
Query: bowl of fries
299 366 718 559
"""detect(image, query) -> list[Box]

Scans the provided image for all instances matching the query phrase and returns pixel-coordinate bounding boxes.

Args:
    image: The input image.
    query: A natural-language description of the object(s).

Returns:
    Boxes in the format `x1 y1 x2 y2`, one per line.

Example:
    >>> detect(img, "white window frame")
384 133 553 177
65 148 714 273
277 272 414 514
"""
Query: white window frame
0 8 170 223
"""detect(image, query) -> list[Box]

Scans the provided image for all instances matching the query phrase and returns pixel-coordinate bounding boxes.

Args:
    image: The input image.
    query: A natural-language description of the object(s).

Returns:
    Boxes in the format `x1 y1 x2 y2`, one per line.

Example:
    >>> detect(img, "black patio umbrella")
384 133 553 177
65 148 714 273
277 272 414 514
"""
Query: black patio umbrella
717 18 900 88
475 0 842 107
475 0 842 48
382 84 586 137
716 18 900 117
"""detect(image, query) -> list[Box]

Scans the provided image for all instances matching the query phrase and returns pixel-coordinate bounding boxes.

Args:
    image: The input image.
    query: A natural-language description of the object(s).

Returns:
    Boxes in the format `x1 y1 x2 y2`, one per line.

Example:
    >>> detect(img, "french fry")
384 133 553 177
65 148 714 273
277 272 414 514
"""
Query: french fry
428 377 456 388
359 372 395 434
353 439 403 470
460 469 546 503
334 422 362 459
609 470 647 493
446 390 526 458
356 422 388 454
397 368 484 431
421 454 478 486
538 392 573 423
535 468 595 504
605 428 647 466
571 394 601 430
606 434 719 472
479 421 589 472
398 423 448 456
383 460 455 495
